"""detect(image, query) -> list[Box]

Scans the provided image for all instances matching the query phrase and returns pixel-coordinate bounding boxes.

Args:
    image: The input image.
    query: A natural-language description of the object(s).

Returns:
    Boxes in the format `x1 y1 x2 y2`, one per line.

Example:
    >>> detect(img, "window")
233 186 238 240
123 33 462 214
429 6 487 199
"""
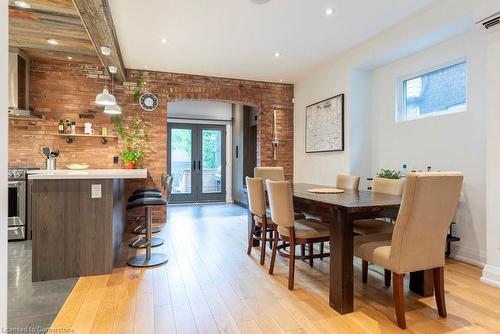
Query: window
397 60 467 122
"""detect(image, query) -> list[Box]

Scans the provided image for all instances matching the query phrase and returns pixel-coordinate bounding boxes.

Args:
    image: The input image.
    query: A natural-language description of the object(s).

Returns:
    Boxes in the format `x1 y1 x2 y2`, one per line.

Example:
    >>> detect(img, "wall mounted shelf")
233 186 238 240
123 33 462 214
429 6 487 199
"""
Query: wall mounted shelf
56 133 118 144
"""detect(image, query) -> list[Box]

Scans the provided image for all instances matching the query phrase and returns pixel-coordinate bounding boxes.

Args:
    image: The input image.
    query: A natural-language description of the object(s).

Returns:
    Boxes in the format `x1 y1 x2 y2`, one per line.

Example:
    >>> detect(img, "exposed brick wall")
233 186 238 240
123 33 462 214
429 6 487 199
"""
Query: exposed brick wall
9 61 119 169
9 58 294 219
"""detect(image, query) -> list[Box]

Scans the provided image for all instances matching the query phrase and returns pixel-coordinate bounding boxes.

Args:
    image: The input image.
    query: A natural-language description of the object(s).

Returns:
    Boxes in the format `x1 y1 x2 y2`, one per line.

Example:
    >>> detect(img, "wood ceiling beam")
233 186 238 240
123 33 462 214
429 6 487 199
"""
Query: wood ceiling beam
72 0 126 82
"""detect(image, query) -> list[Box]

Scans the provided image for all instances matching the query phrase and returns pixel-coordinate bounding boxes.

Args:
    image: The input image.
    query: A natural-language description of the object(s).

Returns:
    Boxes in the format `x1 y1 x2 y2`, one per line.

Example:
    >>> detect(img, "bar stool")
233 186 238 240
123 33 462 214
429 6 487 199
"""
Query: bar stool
127 197 169 267
128 191 163 246
128 175 173 248
128 175 170 235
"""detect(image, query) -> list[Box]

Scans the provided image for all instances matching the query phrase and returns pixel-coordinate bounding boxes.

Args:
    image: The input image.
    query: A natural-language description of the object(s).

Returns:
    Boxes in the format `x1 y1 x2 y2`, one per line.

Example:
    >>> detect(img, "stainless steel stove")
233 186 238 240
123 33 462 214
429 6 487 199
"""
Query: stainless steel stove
8 168 38 241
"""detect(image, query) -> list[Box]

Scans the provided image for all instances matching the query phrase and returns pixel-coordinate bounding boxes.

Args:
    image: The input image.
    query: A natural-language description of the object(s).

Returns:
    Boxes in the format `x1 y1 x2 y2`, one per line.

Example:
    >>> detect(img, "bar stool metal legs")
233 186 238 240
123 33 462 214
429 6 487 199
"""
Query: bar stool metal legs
128 206 168 267
129 208 164 248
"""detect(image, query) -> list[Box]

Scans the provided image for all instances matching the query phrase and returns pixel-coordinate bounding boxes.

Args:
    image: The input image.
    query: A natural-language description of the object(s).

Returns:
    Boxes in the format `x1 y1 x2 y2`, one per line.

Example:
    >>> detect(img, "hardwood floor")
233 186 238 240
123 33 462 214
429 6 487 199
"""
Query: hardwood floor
50 204 500 333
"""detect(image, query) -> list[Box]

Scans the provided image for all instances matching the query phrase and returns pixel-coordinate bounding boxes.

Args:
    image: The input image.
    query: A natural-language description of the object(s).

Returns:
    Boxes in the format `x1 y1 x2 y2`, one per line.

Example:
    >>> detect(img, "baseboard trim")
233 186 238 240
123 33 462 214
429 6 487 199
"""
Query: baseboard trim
481 265 500 288
449 243 486 267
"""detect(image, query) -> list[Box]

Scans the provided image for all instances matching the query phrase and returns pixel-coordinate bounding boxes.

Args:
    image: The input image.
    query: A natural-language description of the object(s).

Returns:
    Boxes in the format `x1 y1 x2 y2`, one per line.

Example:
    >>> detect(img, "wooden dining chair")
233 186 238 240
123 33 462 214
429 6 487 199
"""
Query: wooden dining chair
266 180 330 290
246 176 274 265
354 172 463 329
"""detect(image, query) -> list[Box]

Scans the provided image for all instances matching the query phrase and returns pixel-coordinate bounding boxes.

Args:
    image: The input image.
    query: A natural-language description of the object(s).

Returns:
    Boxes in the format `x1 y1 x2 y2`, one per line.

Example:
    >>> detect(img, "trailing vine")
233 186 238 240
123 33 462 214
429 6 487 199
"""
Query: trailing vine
132 73 145 102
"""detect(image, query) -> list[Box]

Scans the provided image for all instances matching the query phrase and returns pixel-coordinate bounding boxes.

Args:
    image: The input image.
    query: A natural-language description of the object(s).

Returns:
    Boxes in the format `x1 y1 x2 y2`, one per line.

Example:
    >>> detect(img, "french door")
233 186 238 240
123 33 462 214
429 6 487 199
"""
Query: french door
168 123 226 203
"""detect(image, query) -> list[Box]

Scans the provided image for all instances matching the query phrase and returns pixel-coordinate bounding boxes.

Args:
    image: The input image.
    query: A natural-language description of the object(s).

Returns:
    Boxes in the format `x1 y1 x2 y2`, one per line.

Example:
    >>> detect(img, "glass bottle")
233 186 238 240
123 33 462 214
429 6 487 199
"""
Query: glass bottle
58 120 64 134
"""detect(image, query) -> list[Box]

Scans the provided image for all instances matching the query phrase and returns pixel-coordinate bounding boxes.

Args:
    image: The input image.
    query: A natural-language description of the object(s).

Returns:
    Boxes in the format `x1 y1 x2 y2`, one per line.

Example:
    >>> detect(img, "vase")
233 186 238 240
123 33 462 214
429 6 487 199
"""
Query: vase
125 161 135 169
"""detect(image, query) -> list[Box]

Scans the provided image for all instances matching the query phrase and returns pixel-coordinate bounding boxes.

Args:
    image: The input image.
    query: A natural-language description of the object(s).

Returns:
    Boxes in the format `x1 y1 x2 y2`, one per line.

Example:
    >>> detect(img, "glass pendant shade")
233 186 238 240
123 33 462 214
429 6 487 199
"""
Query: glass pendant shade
95 86 116 106
104 104 122 115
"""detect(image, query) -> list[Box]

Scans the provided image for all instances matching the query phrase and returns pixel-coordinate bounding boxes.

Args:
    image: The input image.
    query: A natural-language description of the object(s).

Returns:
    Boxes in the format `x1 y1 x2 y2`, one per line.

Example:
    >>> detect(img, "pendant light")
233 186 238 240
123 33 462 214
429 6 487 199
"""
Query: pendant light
95 83 116 106
104 104 122 114
95 61 116 106
104 66 121 114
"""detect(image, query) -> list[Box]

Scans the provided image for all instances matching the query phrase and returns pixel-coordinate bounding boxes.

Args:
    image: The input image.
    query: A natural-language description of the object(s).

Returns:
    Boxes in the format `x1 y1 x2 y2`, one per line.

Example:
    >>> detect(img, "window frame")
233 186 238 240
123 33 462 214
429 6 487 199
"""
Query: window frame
395 58 468 123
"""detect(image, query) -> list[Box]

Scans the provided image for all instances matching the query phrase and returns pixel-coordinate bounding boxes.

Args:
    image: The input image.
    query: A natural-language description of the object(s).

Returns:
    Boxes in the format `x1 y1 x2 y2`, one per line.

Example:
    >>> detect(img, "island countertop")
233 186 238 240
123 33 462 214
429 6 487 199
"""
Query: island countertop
27 168 147 180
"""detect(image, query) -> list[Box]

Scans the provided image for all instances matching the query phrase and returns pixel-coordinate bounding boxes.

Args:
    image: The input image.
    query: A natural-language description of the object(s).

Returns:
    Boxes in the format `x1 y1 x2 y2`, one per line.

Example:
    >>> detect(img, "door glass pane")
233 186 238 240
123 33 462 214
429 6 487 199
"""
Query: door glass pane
202 129 222 193
171 128 192 194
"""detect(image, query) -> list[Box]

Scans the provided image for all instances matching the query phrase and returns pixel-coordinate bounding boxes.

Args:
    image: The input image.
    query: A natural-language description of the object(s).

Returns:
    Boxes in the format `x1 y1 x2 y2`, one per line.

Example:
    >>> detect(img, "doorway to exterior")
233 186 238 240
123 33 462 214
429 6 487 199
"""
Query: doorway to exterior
168 123 226 203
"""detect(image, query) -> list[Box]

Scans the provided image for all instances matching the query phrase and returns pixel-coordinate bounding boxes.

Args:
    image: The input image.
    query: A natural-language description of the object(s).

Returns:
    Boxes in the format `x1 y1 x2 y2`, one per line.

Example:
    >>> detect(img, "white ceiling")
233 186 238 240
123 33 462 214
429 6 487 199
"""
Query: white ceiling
108 0 435 83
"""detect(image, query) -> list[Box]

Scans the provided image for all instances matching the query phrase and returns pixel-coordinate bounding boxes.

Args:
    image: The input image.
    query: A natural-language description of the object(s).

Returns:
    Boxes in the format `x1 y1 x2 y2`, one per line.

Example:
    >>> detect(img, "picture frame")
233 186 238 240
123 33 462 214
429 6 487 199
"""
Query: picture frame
305 94 344 153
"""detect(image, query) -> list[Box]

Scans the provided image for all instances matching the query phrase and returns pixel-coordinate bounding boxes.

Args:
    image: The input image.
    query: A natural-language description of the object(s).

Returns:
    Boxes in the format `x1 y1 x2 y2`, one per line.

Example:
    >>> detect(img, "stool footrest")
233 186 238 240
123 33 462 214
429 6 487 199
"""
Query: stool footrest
129 237 164 248
132 225 162 234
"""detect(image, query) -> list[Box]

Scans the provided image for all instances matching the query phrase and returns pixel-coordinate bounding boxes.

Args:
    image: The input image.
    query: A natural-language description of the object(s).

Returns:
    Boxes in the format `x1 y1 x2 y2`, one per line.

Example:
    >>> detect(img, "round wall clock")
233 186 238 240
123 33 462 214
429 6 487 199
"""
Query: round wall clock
139 92 158 111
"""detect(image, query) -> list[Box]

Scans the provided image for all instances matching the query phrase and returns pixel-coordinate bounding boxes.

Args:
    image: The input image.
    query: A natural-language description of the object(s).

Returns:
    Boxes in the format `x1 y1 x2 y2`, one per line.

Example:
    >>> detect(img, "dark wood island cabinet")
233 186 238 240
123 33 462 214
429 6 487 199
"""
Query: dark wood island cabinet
28 169 147 281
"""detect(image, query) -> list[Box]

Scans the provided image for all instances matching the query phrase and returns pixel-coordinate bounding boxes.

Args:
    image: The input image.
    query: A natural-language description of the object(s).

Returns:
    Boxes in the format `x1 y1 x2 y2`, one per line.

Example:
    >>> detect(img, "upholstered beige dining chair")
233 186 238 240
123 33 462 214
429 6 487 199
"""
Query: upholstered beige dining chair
254 166 305 222
353 177 405 235
254 166 285 188
353 177 406 287
336 174 360 190
246 176 275 265
266 180 330 290
354 172 463 329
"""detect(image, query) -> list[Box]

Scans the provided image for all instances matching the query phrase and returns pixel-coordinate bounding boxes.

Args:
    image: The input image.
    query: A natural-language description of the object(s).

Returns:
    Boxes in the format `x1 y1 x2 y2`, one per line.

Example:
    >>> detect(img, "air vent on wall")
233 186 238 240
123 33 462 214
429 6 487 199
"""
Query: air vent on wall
477 11 500 31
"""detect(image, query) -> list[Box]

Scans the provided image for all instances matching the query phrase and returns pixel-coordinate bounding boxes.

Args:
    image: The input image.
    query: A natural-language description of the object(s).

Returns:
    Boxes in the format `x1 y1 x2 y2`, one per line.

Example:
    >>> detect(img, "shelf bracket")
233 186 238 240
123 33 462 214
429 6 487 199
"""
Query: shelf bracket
65 137 74 144
101 138 108 145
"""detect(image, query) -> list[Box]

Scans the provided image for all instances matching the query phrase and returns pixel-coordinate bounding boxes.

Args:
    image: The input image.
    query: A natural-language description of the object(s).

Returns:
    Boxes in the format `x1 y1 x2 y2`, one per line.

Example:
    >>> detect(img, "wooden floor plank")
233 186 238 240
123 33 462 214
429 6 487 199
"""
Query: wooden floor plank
49 204 500 334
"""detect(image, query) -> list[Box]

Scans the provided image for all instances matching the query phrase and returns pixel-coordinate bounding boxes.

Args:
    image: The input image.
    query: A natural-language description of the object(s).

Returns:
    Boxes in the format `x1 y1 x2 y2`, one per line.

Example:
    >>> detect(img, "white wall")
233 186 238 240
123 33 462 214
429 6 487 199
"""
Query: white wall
168 100 232 121
349 69 372 190
294 0 482 185
1 0 8 328
482 29 500 287
294 0 500 270
370 31 488 265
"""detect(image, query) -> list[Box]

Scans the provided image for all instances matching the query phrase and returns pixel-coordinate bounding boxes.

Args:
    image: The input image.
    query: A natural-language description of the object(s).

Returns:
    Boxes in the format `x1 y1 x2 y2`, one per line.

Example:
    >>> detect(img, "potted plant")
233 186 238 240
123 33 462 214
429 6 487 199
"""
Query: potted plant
121 150 144 169
113 111 150 169
376 169 401 179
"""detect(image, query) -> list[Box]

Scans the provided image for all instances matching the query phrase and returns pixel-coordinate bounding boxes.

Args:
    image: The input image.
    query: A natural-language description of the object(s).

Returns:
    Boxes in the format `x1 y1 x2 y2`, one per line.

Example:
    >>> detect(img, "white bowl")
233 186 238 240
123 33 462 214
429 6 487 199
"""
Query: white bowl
65 164 89 170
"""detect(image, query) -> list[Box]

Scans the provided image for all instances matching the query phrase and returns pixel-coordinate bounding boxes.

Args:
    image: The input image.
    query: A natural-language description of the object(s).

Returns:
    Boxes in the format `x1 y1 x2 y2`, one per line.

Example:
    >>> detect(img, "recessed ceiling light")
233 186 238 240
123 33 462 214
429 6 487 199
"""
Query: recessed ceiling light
279 79 283 83
14 1 31 9
67 56 72 60
274 52 280 58
325 8 335 16
47 39 59 45
161 38 167 43
144 65 148 69
100 46 111 56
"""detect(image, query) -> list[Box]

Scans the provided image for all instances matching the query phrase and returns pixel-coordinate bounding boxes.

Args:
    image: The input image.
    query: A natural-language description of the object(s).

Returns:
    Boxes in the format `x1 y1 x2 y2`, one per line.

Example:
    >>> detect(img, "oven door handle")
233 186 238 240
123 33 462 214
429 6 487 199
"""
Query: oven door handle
8 181 22 187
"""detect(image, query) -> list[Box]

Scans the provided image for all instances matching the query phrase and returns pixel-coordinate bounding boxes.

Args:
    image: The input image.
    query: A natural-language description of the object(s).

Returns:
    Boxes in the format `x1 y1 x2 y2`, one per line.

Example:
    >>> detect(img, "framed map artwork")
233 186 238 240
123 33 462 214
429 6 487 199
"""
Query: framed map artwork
305 94 344 153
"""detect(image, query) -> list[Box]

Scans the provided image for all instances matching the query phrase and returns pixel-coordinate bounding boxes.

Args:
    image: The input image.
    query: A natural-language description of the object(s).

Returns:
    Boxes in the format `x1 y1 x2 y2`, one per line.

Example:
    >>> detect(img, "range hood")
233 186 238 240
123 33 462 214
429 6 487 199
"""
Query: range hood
8 50 42 120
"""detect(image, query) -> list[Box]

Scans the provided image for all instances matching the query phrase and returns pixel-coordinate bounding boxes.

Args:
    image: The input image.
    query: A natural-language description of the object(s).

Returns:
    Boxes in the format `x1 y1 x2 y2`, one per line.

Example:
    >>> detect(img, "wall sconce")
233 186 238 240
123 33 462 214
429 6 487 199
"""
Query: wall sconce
272 109 279 160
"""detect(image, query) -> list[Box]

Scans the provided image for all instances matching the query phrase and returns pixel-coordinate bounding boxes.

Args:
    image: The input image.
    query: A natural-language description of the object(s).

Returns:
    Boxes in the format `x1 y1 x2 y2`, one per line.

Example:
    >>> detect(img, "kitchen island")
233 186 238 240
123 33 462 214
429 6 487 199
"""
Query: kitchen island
28 169 147 281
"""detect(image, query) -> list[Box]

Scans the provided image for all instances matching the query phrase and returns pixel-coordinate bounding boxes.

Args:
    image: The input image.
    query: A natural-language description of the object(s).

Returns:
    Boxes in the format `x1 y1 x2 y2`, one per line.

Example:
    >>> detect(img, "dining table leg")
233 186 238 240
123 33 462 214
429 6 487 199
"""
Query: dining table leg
330 208 354 314
410 269 434 297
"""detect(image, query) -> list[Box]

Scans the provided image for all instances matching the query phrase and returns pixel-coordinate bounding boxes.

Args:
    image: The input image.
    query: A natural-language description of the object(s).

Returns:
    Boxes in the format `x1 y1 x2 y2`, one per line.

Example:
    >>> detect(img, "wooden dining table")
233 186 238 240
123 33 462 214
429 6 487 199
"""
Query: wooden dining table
248 182 435 314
